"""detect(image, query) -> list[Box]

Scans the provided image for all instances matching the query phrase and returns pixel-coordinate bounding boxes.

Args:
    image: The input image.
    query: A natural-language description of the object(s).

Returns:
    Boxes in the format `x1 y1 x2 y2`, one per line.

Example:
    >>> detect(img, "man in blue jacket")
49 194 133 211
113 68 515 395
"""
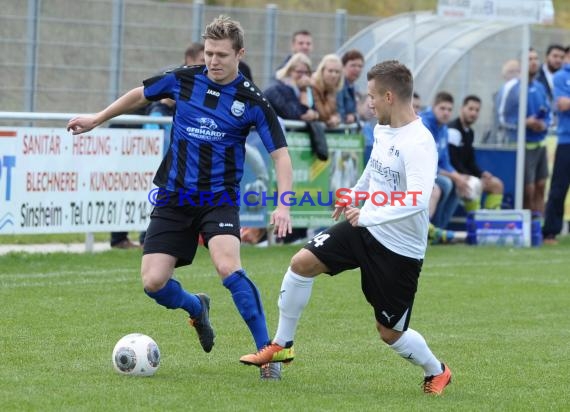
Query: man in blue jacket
496 48 551 214
336 49 364 124
421 92 470 230
543 46 570 244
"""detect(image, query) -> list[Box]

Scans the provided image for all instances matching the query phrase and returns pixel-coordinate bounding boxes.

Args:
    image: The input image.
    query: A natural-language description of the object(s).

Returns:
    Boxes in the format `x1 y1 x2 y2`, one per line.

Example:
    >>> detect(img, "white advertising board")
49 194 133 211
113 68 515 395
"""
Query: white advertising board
437 0 554 24
0 127 163 234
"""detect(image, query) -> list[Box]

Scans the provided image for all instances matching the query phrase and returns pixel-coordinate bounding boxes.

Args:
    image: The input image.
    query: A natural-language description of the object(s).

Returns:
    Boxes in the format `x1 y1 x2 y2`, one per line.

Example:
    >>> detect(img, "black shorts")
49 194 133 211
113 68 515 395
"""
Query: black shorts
303 221 423 331
143 199 241 268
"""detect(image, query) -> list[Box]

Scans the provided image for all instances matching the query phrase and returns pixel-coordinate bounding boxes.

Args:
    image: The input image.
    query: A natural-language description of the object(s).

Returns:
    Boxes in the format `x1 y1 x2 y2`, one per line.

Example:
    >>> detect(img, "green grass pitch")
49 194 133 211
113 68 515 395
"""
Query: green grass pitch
1 240 569 411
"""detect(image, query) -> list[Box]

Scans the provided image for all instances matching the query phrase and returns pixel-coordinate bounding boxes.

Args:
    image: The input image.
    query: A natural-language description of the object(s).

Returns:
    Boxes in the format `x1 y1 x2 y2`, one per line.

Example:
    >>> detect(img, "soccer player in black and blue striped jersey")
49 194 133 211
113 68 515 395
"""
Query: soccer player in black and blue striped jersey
67 15 293 379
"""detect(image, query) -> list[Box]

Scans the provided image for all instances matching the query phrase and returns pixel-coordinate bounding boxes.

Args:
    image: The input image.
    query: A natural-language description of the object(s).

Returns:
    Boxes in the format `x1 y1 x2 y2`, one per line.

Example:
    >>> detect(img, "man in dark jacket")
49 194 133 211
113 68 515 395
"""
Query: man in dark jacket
535 44 565 103
448 95 504 211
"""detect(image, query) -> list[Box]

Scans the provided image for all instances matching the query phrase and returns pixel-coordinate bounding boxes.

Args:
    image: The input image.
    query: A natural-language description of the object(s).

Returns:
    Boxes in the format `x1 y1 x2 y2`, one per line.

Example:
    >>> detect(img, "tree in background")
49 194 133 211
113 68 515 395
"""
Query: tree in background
176 0 569 28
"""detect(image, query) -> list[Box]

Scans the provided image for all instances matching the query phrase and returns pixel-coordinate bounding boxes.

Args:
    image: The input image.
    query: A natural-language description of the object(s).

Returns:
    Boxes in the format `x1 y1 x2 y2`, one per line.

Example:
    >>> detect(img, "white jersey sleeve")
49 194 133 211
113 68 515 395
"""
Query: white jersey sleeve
355 118 437 259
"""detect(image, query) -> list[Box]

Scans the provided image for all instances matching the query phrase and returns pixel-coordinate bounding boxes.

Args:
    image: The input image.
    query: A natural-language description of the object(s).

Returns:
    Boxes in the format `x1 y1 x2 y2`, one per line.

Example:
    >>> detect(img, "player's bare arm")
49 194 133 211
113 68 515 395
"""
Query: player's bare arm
67 87 150 134
270 147 293 238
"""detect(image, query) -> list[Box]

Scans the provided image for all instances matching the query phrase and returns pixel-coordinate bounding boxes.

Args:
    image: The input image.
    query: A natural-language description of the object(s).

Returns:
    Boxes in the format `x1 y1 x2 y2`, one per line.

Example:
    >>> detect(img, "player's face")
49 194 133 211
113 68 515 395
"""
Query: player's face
461 100 480 126
204 39 243 85
367 79 390 125
322 61 342 89
433 101 453 125
546 48 565 71
292 34 313 55
344 58 363 83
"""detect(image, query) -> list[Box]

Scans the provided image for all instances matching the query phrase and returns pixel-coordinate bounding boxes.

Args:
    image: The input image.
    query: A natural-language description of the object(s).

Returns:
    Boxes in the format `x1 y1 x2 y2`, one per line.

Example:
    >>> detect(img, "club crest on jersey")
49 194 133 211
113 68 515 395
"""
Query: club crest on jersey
197 117 218 130
388 145 400 157
231 100 245 117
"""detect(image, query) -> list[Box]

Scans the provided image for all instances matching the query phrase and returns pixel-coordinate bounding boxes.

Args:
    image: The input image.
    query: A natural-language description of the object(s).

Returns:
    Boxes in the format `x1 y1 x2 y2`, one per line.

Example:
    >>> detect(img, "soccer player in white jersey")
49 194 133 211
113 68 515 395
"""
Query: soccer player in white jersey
240 60 452 395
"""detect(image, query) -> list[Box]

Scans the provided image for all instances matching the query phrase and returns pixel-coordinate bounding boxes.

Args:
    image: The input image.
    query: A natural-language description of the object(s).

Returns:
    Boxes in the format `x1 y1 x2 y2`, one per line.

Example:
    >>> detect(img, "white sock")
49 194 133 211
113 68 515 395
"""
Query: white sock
273 267 314 347
389 328 443 377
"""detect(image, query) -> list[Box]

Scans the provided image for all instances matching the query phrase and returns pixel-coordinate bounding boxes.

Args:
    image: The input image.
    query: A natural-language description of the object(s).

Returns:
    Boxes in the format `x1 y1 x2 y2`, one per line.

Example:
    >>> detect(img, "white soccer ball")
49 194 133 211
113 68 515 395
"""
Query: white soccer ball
112 333 160 376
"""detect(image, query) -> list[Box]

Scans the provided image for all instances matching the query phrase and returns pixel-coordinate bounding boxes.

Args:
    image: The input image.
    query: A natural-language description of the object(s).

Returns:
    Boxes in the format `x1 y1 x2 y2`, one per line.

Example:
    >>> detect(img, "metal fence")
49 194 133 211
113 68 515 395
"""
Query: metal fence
2 0 567 121
0 0 376 116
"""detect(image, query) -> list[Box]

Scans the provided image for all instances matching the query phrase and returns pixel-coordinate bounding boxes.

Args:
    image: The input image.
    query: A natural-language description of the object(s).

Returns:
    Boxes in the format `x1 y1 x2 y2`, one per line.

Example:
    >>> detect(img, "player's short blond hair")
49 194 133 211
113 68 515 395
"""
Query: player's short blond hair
202 15 244 52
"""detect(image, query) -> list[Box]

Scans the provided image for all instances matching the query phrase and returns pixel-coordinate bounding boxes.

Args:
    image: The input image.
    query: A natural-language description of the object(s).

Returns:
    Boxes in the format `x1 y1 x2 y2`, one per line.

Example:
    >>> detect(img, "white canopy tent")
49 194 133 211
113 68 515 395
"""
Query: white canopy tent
338 0 555 210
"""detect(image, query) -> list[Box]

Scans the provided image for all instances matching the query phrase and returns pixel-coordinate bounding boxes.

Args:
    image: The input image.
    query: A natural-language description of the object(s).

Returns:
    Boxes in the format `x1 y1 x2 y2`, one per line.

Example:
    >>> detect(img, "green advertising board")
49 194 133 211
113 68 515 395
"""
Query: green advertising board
273 131 364 228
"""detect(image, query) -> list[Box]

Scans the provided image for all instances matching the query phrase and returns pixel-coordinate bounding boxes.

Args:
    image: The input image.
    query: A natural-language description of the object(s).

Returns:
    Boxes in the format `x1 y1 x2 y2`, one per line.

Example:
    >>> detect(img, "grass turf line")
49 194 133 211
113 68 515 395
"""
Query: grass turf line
1 239 569 411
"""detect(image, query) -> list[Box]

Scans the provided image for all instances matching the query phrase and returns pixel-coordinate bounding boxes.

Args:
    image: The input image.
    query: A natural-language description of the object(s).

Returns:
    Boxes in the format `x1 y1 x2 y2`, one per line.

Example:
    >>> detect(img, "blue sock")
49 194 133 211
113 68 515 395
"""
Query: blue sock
145 278 202 318
223 269 269 350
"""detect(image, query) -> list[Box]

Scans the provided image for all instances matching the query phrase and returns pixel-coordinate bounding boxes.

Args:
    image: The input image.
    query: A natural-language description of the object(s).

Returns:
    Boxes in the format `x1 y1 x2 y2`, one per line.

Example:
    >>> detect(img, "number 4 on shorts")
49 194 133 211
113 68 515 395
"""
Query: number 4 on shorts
309 233 330 247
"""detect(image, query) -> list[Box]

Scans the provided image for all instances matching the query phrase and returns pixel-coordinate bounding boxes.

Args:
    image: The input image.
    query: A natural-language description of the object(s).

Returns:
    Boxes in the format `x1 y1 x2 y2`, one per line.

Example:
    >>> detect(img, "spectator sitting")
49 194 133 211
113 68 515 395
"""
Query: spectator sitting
264 52 319 122
337 49 364 124
448 95 504 211
421 92 471 229
312 54 344 129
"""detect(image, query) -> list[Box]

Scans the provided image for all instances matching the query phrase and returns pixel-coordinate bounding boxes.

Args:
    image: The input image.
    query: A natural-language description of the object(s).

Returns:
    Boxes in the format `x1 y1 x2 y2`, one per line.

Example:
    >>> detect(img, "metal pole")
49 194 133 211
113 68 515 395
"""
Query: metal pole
264 4 277 88
408 13 416 71
515 24 530 210
85 232 95 253
192 0 204 43
25 0 40 112
109 0 124 103
334 9 347 51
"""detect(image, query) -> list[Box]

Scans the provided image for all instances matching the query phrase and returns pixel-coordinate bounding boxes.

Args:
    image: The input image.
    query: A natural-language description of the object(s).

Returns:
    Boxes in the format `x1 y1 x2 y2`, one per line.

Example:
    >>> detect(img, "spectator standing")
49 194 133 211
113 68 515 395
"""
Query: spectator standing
277 30 313 71
535 44 566 103
501 59 521 82
493 59 521 143
496 48 551 214
543 46 570 245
